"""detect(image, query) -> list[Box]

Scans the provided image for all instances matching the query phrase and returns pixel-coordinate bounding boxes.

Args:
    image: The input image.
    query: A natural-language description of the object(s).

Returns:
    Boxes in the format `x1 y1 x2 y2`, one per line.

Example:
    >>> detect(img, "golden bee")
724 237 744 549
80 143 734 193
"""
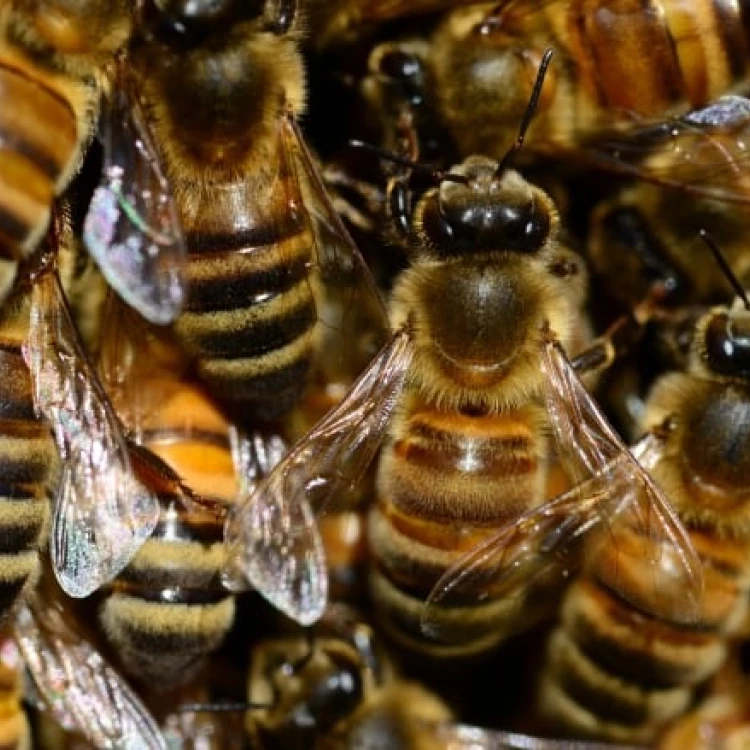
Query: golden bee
124 0 386 425
0 0 132 301
533 280 750 743
225 59 699 660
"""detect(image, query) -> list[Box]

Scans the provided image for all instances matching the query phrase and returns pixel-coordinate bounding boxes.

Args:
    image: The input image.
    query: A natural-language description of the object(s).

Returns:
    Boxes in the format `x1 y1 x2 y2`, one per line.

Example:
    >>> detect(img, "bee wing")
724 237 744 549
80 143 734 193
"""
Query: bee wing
23 271 160 598
83 79 186 325
422 339 703 643
14 593 167 750
223 329 413 626
539 336 703 619
281 114 390 385
431 722 646 750
560 96 750 204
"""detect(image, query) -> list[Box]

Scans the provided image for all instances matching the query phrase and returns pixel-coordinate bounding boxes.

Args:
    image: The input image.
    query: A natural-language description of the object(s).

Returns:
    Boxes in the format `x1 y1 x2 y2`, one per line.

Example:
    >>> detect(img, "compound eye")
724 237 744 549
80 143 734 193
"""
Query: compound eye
141 0 263 45
498 202 550 252
704 312 750 378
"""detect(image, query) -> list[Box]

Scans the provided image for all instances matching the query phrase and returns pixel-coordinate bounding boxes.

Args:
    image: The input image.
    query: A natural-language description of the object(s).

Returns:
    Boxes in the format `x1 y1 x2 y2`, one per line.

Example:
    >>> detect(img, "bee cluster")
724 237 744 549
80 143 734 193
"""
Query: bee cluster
0 0 750 748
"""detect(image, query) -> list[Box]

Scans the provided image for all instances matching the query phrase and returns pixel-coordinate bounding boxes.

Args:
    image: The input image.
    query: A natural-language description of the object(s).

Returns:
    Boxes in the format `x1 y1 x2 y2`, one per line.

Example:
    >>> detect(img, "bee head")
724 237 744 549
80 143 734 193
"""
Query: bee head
694 231 750 380
139 0 266 46
415 157 554 258
698 302 750 380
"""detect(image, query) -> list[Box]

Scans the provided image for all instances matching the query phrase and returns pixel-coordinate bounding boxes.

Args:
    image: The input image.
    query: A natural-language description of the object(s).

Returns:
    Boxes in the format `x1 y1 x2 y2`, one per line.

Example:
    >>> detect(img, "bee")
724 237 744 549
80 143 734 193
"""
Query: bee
125 0 387 425
0 0 133 302
530 260 750 743
225 56 700 659
244 606 647 749
94 299 241 691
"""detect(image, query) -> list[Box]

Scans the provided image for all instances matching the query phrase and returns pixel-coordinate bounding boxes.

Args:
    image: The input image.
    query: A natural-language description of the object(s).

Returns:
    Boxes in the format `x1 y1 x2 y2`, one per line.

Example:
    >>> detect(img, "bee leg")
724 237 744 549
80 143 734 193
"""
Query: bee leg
571 284 671 377
289 625 317 673
267 0 296 34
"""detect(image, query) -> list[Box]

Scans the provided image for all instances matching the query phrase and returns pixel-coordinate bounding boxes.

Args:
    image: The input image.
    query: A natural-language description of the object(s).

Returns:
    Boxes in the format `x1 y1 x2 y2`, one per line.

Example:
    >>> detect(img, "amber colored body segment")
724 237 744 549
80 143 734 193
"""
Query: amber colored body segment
100 385 238 689
0 2 130 262
541 373 750 743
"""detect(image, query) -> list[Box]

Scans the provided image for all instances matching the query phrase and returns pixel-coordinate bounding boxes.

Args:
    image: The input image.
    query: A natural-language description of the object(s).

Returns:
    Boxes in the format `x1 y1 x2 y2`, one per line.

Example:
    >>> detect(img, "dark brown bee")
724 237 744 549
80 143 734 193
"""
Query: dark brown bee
129 0 386 426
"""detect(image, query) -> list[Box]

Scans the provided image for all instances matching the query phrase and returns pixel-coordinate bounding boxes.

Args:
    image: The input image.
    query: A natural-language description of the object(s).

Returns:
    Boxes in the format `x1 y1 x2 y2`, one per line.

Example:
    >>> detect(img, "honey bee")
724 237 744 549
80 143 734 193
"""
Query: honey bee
340 1 750 212
125 0 387 422
0 0 133 303
224 57 700 658
243 606 647 749
533 285 750 743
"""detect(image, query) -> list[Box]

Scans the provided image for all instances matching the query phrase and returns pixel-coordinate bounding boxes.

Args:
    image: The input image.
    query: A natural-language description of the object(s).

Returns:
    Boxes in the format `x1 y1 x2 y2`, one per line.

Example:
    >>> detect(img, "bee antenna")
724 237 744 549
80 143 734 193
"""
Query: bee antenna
348 141 469 186
177 701 274 713
495 47 554 177
699 229 750 310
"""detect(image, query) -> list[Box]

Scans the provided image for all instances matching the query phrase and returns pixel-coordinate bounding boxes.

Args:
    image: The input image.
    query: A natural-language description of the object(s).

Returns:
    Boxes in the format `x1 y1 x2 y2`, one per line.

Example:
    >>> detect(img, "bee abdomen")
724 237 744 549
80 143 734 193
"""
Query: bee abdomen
565 0 750 116
540 577 728 743
176 226 320 422
369 407 545 654
0 62 77 258
0 344 52 623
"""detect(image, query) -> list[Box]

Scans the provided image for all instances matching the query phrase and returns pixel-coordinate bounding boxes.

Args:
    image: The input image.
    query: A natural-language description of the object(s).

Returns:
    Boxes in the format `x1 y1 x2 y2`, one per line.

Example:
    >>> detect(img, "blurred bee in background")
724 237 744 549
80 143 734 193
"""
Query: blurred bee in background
0 0 133 304
239 605 647 749
0 630 30 750
225 55 699 661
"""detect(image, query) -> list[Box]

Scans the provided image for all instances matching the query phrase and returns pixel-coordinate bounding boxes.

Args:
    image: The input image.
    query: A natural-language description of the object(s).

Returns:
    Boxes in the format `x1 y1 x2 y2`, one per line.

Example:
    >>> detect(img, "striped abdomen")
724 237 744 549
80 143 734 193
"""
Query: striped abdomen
540 523 750 744
100 387 237 689
368 398 548 656
548 0 750 123
0 11 91 262
0 336 53 623
173 175 321 425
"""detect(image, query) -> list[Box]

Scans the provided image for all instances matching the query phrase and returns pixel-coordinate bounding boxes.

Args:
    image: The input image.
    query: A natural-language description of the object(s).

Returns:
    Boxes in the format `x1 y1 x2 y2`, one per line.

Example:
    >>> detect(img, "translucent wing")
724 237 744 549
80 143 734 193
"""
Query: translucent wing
83 77 185 325
281 114 390 385
432 722 646 750
23 271 159 598
223 329 413 626
542 337 702 619
422 335 702 643
14 593 167 750
570 97 750 204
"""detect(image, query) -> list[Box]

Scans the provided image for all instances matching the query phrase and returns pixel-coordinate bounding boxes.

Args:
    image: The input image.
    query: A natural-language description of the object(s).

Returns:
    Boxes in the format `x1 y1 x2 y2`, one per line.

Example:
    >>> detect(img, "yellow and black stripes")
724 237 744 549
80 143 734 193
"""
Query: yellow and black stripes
173 176 321 424
100 390 237 689
0 338 53 624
